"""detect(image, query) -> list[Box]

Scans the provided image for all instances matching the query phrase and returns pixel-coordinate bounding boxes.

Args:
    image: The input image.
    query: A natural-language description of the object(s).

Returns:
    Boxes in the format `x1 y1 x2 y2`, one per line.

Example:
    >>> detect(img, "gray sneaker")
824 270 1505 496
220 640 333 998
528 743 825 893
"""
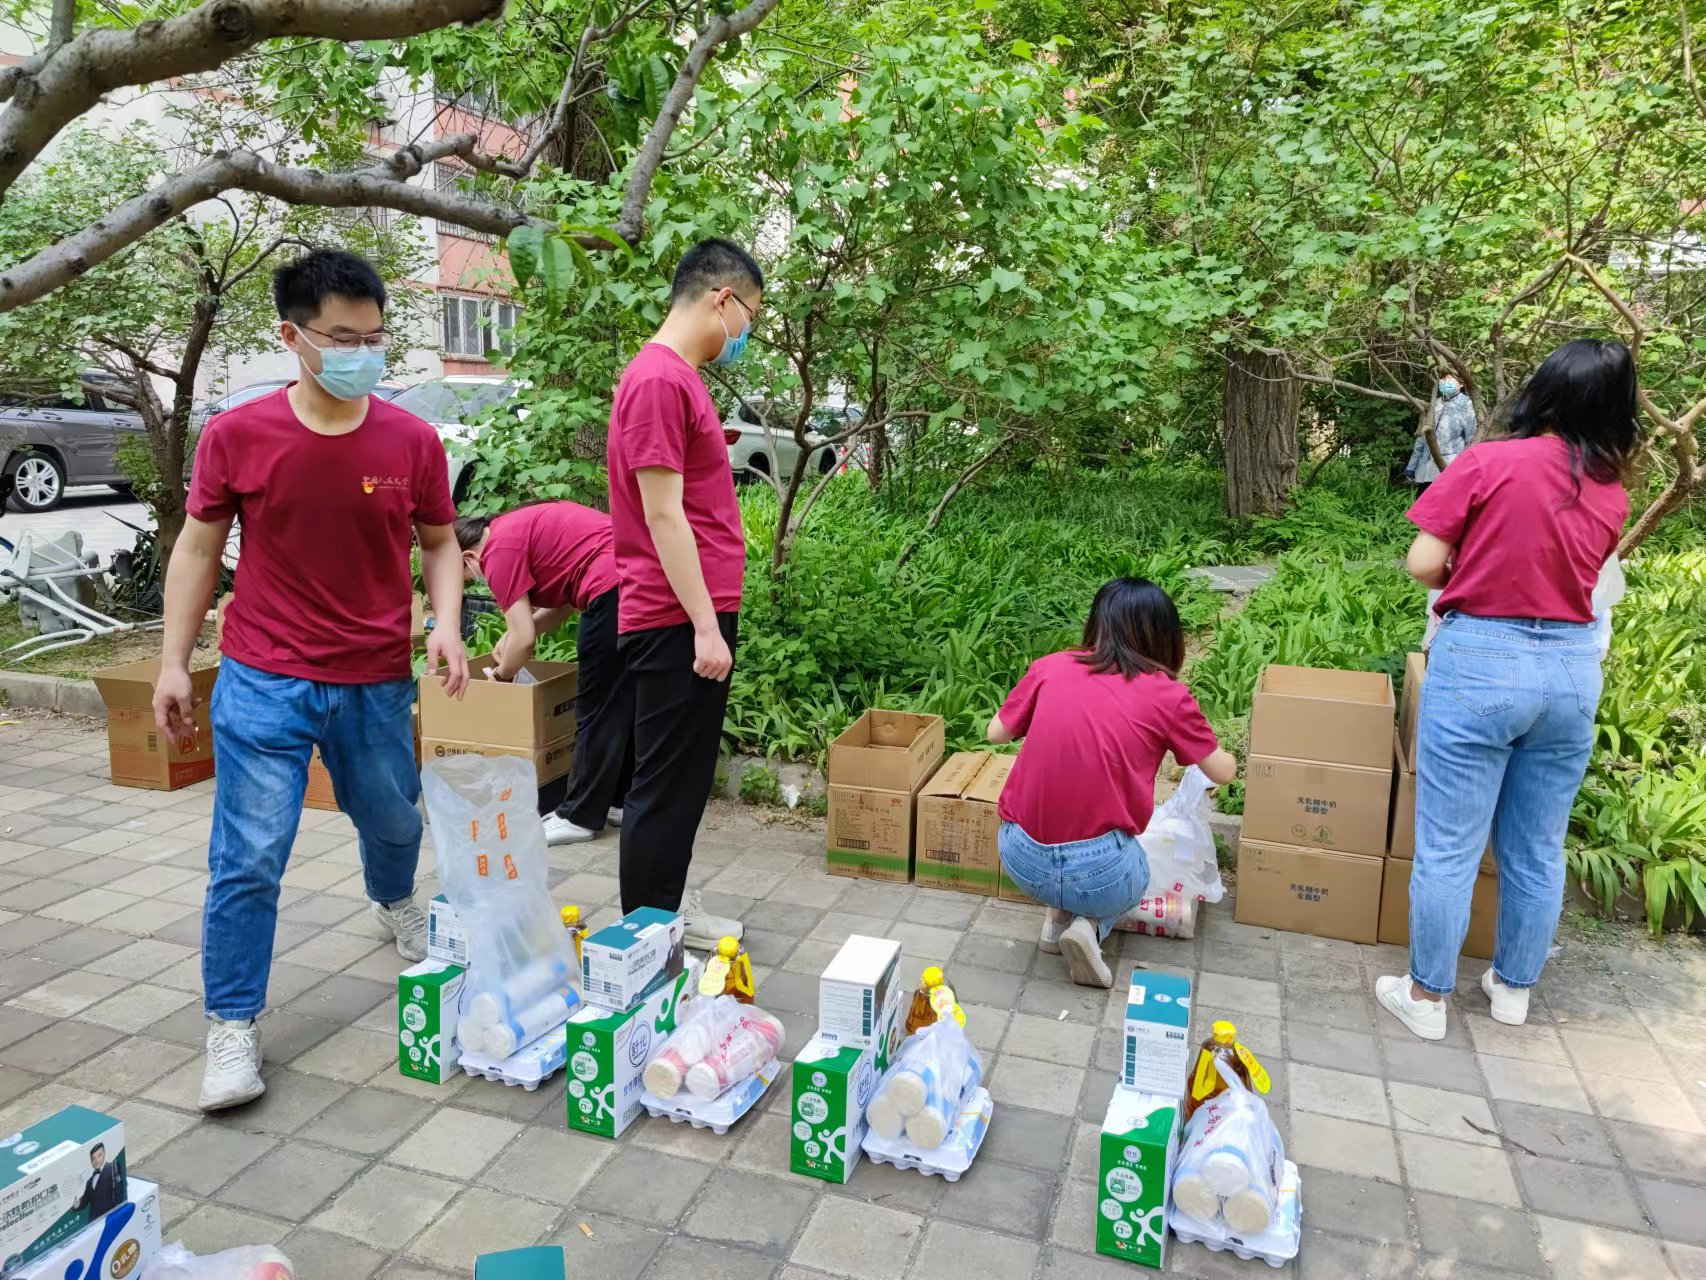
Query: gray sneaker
682 888 742 952
1058 917 1113 988
372 897 428 962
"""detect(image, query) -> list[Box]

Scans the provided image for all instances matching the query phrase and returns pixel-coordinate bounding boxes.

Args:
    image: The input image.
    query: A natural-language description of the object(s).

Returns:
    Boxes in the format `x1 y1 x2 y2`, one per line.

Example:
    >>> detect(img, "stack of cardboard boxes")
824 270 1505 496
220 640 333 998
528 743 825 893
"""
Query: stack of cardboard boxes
417 655 579 814
825 710 945 883
1236 666 1396 945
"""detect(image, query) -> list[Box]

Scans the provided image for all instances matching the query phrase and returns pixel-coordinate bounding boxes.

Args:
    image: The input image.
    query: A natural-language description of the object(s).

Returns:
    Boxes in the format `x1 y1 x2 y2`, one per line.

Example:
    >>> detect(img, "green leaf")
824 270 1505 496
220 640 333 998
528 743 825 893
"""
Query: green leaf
507 224 545 288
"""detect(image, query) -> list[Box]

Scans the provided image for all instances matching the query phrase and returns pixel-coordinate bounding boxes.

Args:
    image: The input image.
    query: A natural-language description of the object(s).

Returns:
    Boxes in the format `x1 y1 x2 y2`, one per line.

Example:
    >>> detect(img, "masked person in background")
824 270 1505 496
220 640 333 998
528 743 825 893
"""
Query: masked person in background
456 501 632 845
1405 372 1479 491
155 250 469 1111
604 238 761 949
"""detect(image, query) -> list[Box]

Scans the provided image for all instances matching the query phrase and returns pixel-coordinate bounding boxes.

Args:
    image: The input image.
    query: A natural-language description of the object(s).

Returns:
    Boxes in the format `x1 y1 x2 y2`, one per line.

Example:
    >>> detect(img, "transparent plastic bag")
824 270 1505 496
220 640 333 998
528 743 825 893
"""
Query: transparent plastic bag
421 756 580 1059
1140 765 1224 904
642 994 784 1099
1171 1059 1285 1236
142 1243 295 1280
867 1019 984 1150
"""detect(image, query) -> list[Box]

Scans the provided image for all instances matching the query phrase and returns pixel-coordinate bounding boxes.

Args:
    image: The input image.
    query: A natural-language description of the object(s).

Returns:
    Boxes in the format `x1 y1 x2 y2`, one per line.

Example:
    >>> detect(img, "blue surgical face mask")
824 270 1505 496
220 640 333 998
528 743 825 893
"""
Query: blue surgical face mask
713 303 750 367
1438 379 1460 399
304 339 386 400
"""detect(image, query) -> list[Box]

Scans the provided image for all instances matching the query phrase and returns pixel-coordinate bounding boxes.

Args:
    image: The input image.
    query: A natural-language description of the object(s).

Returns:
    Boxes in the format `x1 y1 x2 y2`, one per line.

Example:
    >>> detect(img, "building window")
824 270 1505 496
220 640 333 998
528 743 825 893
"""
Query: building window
434 162 497 243
490 301 519 355
441 295 521 359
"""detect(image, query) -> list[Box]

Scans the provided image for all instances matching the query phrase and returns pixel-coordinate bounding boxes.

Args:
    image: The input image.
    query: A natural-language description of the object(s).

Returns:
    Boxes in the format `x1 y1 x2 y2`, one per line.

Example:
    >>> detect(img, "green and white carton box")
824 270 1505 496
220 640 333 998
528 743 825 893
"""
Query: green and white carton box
566 960 698 1138
399 960 466 1084
1 1104 127 1272
1123 969 1192 1096
1096 1085 1179 1270
789 987 902 1183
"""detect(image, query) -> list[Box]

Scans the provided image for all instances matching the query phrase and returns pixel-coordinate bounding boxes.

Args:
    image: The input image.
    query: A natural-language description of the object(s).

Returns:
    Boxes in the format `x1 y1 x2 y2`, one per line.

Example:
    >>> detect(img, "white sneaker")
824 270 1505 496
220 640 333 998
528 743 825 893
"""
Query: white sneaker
607 807 624 828
543 815 597 846
372 897 427 962
682 888 742 952
1376 974 1447 1041
1038 911 1066 955
199 1018 264 1111
1058 917 1113 988
1482 968 1531 1026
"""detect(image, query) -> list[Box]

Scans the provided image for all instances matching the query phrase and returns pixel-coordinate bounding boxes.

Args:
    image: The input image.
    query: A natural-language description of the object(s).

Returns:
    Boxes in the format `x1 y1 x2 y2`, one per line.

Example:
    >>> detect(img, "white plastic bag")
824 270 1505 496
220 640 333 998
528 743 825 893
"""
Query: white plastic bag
422 756 581 1058
642 995 784 1100
142 1243 295 1280
867 1019 983 1149
1140 765 1224 904
1170 1061 1285 1236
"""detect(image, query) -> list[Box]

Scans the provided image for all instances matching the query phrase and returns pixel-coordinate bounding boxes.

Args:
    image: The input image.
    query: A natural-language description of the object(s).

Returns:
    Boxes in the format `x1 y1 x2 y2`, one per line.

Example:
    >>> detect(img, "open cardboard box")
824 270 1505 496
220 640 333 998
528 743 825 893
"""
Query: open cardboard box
91 658 219 790
915 752 1013 895
418 654 578 750
1249 665 1395 769
827 710 946 793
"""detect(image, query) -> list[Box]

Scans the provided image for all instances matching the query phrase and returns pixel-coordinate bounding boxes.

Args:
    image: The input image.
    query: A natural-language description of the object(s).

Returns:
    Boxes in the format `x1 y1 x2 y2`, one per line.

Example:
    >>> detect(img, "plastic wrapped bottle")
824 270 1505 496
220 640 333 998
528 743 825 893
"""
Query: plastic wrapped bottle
1183 1021 1270 1121
684 1009 784 1099
477 987 576 1060
905 966 947 1036
561 904 589 967
698 936 755 1003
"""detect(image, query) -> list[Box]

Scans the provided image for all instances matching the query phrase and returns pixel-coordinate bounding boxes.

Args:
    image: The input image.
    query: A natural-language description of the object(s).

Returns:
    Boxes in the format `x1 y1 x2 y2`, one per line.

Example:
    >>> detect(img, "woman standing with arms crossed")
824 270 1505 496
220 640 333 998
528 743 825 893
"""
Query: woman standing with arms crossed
1378 339 1636 1040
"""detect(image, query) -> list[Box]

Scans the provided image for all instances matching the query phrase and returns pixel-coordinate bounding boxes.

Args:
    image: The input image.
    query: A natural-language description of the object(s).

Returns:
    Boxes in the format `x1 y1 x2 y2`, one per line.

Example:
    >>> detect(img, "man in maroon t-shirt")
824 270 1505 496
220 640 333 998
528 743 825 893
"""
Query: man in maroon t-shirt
153 250 469 1112
605 239 759 947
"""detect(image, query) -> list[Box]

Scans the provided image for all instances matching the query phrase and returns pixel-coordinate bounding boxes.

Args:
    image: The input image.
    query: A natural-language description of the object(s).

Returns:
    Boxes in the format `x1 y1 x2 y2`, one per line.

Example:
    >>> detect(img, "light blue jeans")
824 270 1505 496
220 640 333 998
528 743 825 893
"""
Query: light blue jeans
1410 615 1602 995
204 658 421 1020
997 822 1151 942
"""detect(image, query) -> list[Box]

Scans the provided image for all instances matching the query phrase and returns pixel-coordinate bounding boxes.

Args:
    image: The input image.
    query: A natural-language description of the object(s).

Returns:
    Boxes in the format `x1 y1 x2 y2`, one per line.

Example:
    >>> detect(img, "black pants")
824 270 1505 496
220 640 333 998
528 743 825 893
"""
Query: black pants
554 587 634 829
616 612 738 913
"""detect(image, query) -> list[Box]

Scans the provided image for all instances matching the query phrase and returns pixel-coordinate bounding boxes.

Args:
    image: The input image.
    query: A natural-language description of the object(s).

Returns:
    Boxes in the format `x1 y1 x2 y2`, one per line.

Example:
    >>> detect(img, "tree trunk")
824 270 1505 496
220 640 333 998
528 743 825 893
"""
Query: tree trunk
1223 346 1299 519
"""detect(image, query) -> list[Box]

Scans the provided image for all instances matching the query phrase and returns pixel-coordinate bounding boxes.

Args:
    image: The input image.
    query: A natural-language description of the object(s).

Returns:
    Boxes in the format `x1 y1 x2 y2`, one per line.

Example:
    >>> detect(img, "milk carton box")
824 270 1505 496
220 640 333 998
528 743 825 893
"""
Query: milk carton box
1096 1086 1179 1270
399 960 465 1083
1123 970 1192 1095
0 1105 127 1271
566 960 698 1138
581 907 686 1013
12 1178 159 1280
818 935 901 1050
790 987 903 1183
428 894 468 966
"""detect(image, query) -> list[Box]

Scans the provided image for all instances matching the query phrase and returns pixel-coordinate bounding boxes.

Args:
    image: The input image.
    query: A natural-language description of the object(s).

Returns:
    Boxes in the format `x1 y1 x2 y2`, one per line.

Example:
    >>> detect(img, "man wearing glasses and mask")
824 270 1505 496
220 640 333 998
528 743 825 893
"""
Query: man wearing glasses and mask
153 249 470 1111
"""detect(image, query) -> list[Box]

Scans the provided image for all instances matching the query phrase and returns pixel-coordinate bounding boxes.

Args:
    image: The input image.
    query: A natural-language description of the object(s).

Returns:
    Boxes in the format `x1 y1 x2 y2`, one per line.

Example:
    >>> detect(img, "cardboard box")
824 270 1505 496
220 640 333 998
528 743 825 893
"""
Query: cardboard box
1243 754 1393 857
411 593 428 650
1123 970 1193 1096
1096 1087 1179 1270
997 869 1040 905
1388 732 1493 872
421 736 575 787
12 1178 159 1280
304 747 338 812
581 907 686 1013
428 894 469 966
1249 665 1395 769
915 752 1012 895
566 963 696 1138
1399 651 1425 761
789 988 904 1183
826 783 922 883
1234 839 1385 945
1 1105 127 1270
91 659 219 791
1379 856 1500 960
819 935 902 1050
827 710 946 793
399 960 465 1083
418 655 579 749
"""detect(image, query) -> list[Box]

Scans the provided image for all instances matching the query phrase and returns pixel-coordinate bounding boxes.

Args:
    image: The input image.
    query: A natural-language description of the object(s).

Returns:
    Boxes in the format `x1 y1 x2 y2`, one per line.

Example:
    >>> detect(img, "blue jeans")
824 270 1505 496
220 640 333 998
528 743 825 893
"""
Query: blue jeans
997 822 1151 942
204 658 421 1020
1410 615 1602 996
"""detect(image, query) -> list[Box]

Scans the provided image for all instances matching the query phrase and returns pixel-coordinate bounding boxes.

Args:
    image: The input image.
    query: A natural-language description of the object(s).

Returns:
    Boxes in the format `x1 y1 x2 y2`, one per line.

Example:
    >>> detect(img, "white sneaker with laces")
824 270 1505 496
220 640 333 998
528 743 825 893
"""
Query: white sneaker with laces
542 814 597 846
199 1018 264 1111
1376 974 1447 1041
682 888 742 951
372 897 428 962
1481 968 1531 1025
1038 911 1067 955
1058 917 1113 988
607 807 624 828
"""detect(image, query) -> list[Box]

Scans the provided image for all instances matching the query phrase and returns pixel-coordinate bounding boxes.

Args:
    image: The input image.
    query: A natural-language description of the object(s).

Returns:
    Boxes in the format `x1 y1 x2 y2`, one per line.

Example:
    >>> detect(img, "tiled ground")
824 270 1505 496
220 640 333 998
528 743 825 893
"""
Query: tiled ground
3 714 1706 1279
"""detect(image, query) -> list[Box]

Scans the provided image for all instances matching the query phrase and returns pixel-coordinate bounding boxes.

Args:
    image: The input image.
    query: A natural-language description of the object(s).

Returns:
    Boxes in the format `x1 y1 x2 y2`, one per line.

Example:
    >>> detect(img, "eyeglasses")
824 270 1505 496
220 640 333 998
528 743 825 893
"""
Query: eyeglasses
727 293 760 329
300 323 390 352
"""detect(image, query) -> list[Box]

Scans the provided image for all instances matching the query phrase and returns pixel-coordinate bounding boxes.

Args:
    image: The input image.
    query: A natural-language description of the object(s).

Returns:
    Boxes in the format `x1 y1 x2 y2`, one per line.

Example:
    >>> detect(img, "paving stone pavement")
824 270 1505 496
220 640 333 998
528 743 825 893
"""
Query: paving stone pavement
3 714 1706 1279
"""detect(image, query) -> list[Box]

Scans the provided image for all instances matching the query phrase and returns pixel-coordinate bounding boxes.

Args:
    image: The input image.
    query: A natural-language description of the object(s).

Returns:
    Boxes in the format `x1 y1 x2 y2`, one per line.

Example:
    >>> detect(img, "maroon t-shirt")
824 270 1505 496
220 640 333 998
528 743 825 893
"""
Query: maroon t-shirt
481 502 617 613
189 386 455 683
1408 437 1627 623
996 651 1220 845
605 344 745 633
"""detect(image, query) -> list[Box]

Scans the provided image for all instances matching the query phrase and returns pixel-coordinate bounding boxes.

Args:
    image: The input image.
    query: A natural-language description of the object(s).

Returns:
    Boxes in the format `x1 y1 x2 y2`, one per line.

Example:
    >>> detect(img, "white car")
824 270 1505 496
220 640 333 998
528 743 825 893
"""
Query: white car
388 376 519 504
723 399 855 482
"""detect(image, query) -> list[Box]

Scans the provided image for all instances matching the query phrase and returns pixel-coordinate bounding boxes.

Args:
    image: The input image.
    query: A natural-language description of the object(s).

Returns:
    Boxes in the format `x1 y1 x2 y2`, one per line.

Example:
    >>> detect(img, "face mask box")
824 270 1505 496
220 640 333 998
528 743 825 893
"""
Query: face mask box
1 1105 127 1271
581 907 686 1013
11 1178 159 1280
428 894 469 966
1096 1086 1180 1270
1123 970 1193 1096
818 935 901 1050
790 987 903 1183
399 960 466 1084
566 961 698 1139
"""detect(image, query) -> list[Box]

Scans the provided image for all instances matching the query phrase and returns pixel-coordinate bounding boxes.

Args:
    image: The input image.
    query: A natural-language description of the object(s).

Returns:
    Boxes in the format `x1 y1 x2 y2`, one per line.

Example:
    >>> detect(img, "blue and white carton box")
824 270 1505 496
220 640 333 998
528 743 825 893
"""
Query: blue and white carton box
0 1105 127 1272
1122 970 1192 1096
581 907 686 1012
428 894 469 966
12 1178 159 1280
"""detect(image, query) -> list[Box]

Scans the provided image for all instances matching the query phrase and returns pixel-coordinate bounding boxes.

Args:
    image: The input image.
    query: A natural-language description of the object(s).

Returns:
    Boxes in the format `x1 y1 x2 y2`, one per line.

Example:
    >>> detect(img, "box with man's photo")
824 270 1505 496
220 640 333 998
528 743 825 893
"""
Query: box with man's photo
0 1105 127 1271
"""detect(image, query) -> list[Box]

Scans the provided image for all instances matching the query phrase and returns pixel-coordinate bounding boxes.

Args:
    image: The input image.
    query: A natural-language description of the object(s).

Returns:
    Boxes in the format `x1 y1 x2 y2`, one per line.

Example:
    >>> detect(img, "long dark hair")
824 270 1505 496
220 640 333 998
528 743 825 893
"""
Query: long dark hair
1078 577 1185 678
454 514 492 552
1507 339 1640 486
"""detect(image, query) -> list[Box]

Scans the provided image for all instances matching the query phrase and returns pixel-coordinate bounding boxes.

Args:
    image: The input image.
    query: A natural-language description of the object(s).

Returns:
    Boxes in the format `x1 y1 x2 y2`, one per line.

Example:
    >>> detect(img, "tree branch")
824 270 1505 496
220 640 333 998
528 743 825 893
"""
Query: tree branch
93 333 180 382
48 0 75 49
895 433 1012 570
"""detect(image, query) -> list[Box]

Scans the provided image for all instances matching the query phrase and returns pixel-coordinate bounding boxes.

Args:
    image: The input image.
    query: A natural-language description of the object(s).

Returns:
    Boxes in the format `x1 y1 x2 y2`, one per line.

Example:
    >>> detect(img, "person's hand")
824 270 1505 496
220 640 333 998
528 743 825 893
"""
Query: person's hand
491 631 512 666
153 664 196 740
693 623 733 681
426 628 471 699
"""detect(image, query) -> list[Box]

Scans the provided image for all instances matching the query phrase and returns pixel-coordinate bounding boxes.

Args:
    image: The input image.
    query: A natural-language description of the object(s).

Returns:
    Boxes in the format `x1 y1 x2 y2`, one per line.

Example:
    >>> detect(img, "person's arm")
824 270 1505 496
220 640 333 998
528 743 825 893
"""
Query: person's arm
417 521 470 698
636 465 731 680
152 514 232 738
986 713 1016 745
1197 747 1239 786
1406 531 1453 590
533 604 575 635
492 594 537 681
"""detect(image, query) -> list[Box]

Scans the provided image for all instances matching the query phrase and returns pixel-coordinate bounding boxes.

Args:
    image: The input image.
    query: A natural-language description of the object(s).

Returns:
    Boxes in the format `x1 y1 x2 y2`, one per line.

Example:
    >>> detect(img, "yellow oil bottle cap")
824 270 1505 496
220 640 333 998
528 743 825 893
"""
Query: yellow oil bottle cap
718 936 741 959
1212 1020 1238 1044
922 965 944 988
561 905 580 928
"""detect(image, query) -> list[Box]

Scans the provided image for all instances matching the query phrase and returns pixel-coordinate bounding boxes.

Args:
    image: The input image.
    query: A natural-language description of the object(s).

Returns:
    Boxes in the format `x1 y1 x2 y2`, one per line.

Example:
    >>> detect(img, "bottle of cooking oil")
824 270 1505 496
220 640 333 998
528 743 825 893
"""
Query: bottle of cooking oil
698 935 756 1003
560 905 588 967
1183 1020 1271 1121
905 966 948 1036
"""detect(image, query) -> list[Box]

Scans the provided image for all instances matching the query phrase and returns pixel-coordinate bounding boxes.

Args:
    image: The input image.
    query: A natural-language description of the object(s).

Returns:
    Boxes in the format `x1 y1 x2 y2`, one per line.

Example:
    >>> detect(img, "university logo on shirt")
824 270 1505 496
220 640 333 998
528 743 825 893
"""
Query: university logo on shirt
361 475 409 494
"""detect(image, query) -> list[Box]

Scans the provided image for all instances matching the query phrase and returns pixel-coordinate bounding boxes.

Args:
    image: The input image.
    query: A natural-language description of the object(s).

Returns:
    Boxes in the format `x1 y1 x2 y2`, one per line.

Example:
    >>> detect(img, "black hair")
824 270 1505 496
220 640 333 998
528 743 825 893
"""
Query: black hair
1507 339 1640 487
670 238 763 306
272 249 387 324
454 514 492 552
90 1143 105 1157
1079 577 1185 679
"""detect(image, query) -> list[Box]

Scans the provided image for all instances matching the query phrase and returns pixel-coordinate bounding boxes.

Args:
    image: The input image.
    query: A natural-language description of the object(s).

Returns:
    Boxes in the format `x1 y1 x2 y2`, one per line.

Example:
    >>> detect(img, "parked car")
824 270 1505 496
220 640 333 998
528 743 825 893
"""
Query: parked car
1 373 149 513
192 377 407 427
388 375 520 503
724 399 851 481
